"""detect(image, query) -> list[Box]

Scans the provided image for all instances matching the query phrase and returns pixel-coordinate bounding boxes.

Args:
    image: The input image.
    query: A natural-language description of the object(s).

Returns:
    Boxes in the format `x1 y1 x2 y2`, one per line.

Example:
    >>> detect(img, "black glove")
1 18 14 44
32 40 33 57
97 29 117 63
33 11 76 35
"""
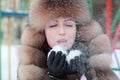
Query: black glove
66 53 88 76
47 51 67 79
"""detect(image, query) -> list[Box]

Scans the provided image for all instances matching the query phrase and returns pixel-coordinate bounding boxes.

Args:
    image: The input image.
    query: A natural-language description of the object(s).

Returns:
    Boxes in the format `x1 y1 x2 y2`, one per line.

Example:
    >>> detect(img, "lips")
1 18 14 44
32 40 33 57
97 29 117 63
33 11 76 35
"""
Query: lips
57 39 67 44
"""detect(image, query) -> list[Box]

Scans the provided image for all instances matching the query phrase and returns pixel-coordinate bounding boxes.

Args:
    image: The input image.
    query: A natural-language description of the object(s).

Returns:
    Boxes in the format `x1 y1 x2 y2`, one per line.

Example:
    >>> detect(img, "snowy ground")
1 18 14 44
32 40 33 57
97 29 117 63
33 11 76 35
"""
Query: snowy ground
1 45 120 80
111 50 120 79
1 45 18 80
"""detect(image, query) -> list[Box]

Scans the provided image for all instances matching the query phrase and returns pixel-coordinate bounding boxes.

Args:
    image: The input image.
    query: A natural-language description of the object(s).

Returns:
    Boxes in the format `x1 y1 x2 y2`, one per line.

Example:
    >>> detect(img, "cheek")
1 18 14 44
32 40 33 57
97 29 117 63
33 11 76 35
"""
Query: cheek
66 28 76 49
45 30 57 48
68 28 76 39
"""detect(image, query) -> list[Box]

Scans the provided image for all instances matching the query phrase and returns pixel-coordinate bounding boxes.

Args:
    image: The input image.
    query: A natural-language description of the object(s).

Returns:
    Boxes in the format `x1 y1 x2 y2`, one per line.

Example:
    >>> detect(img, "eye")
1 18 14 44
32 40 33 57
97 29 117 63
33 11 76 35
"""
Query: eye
65 23 75 27
66 25 73 27
47 22 57 28
49 24 57 28
64 20 75 27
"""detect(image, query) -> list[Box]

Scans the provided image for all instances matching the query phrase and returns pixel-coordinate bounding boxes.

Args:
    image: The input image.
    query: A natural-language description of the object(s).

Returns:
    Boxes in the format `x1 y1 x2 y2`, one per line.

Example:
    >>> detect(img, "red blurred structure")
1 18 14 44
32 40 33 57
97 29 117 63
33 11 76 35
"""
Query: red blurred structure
106 0 112 39
106 0 120 51
112 22 120 51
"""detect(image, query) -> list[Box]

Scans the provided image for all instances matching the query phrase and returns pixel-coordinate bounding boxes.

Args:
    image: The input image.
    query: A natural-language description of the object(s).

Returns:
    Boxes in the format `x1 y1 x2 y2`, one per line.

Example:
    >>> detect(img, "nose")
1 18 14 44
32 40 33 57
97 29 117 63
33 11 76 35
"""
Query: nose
58 27 65 36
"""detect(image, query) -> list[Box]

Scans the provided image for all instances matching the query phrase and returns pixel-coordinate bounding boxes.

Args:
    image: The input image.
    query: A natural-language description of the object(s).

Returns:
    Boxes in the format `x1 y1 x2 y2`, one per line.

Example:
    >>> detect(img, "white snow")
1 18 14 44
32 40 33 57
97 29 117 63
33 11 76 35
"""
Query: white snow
66 50 81 64
47 45 67 58
1 45 120 80
1 45 18 80
111 50 120 79
47 45 82 64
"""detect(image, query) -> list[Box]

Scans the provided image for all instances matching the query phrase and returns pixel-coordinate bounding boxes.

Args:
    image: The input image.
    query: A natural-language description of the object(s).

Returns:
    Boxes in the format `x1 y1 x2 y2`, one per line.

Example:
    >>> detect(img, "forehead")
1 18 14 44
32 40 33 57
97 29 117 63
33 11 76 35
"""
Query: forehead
48 17 75 22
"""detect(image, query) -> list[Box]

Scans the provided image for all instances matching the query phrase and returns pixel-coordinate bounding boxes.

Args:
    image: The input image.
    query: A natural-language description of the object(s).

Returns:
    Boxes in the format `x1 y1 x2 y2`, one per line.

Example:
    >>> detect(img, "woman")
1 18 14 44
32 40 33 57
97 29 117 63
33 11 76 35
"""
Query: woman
17 0 118 80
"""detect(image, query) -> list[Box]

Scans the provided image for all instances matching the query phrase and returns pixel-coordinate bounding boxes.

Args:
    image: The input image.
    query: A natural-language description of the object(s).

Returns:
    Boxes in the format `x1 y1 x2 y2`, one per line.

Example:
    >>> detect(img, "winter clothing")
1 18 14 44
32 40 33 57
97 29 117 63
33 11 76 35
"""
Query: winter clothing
29 0 91 31
80 74 87 80
47 51 67 79
17 0 118 80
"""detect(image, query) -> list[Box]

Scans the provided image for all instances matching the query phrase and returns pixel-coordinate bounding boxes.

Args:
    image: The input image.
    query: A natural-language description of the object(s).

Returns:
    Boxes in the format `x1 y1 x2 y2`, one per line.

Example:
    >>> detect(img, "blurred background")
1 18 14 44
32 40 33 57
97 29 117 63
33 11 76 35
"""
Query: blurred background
0 0 120 80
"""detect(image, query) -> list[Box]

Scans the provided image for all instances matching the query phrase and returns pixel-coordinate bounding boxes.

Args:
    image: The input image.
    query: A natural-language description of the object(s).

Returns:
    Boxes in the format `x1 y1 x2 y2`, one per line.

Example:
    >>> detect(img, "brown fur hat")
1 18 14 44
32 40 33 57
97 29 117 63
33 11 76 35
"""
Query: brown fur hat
29 0 91 31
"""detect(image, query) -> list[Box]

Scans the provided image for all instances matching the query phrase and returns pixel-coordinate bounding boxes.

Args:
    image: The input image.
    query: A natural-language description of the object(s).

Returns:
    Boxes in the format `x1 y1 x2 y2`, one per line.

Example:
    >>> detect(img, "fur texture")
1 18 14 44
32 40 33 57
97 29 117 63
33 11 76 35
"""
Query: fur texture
17 0 118 80
17 45 47 67
17 22 118 80
18 64 47 80
29 0 91 31
78 20 103 41
21 27 45 48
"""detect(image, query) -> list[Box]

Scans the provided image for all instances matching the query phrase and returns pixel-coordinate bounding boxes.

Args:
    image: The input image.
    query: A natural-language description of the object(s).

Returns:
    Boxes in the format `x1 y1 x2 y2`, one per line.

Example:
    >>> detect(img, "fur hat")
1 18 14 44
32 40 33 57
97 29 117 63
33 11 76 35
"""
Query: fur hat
29 0 91 31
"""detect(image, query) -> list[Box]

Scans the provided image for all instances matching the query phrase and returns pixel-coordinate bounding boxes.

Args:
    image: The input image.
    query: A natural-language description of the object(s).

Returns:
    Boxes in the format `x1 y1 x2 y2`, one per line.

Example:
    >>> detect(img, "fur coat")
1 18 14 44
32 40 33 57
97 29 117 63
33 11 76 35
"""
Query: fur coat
17 0 119 80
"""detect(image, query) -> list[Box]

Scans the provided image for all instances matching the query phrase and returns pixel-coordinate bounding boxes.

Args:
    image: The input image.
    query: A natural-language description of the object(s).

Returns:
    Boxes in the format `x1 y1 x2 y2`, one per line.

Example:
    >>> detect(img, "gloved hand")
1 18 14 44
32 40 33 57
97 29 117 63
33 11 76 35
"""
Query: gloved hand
66 53 88 76
47 51 67 79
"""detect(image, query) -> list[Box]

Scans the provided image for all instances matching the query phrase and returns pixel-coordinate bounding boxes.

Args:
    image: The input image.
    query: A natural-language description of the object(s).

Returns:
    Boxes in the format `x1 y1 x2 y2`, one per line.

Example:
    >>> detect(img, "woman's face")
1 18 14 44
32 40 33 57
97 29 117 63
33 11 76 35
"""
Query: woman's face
45 17 76 50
